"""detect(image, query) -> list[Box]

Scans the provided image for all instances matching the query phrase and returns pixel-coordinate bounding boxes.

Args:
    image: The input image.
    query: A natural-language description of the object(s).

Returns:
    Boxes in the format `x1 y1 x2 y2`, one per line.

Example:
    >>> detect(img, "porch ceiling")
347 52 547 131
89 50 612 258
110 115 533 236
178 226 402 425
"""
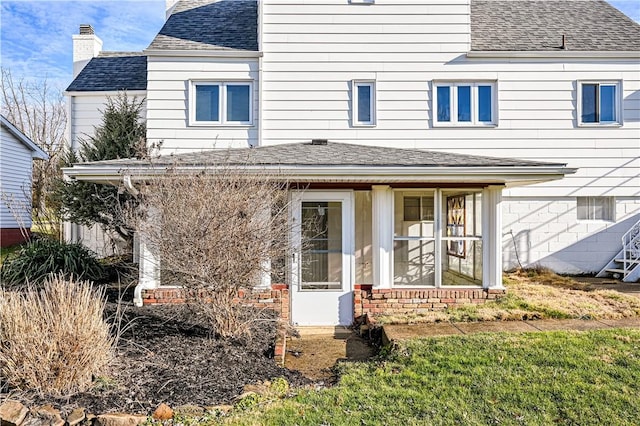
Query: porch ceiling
62 141 576 187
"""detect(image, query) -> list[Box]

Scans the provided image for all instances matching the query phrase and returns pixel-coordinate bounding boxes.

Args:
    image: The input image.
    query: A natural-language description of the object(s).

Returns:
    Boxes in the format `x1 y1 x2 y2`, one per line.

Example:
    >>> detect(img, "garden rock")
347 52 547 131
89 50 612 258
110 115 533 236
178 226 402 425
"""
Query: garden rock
151 404 173 421
94 413 147 426
29 405 63 426
0 400 28 426
172 405 204 417
66 408 86 426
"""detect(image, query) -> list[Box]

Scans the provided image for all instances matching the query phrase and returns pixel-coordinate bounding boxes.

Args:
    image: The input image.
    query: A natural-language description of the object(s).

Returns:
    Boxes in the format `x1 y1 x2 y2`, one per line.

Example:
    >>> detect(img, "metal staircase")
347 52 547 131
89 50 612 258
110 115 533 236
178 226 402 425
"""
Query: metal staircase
597 218 640 282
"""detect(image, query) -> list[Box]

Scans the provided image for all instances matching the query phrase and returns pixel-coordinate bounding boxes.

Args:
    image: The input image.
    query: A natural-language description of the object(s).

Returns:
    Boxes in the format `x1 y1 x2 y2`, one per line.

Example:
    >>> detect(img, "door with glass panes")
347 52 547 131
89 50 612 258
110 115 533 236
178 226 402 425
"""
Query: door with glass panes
290 192 353 326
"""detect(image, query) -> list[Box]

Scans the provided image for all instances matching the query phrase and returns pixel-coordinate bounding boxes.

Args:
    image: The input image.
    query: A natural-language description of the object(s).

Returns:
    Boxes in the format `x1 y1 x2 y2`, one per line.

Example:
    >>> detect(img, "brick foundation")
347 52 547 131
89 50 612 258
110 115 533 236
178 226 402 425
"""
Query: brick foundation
354 284 506 321
141 284 290 321
141 283 505 358
1 228 30 247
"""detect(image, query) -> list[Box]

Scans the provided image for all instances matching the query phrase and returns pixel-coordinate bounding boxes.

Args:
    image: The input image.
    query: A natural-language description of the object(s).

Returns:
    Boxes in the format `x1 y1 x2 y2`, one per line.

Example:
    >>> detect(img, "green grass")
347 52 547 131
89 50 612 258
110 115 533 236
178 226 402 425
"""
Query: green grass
226 329 640 425
0 244 22 265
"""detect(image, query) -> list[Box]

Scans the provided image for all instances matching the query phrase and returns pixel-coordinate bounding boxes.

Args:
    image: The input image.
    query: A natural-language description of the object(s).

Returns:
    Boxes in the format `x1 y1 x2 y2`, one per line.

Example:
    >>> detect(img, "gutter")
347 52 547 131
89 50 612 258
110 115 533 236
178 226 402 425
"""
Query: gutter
466 51 640 59
62 164 577 186
143 49 263 58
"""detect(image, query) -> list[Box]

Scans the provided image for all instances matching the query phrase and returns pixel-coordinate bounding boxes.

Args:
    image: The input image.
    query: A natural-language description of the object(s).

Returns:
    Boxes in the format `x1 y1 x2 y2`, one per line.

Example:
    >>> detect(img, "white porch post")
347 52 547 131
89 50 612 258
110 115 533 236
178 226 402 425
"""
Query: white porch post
482 186 505 289
372 185 393 289
133 217 161 307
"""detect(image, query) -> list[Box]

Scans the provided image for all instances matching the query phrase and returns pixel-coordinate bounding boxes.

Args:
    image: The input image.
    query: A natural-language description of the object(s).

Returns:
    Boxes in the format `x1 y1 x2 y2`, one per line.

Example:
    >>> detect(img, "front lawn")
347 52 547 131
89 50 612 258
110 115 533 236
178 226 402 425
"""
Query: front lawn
227 328 640 425
377 270 640 324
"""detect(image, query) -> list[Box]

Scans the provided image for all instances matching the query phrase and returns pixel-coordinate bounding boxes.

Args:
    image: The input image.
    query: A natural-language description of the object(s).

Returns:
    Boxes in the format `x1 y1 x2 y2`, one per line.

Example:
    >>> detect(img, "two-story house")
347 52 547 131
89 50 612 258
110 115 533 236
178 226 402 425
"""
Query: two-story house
64 0 640 326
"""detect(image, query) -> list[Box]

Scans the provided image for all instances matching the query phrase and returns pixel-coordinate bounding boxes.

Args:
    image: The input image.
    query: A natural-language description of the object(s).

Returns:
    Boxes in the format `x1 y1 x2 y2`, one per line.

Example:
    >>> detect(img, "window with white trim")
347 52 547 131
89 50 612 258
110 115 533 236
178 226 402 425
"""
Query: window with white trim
393 191 436 286
433 82 496 126
191 81 252 125
577 197 615 221
352 81 376 126
578 81 621 126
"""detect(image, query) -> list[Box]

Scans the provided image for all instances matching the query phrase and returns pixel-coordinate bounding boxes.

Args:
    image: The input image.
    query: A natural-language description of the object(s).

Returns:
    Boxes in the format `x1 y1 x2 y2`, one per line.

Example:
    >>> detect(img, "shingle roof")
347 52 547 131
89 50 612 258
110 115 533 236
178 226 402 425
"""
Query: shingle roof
471 0 640 51
82 141 564 168
66 53 147 92
147 0 258 51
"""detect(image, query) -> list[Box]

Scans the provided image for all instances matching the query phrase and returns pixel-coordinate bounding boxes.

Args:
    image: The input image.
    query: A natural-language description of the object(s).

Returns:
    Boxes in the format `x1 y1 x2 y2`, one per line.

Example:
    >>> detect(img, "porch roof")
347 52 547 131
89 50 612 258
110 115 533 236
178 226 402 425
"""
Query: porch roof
63 141 576 187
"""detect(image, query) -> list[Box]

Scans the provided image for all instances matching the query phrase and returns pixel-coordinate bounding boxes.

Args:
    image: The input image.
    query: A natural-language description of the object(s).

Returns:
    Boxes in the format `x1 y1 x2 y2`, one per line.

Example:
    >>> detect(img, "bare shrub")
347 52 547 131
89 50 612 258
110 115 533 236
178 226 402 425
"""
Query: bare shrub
135 162 294 339
0 275 114 397
1 67 66 236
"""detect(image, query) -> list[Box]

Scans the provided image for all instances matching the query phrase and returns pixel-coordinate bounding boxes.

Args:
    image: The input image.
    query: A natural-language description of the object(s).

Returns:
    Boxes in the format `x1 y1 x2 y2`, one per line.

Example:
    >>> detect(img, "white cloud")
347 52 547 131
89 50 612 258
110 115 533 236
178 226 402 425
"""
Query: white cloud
1 0 164 87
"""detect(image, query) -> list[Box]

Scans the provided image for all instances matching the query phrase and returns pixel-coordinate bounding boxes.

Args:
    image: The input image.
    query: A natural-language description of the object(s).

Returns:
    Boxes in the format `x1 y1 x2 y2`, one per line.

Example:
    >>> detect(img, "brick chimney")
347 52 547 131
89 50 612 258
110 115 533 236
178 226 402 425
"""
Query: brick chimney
72 24 103 78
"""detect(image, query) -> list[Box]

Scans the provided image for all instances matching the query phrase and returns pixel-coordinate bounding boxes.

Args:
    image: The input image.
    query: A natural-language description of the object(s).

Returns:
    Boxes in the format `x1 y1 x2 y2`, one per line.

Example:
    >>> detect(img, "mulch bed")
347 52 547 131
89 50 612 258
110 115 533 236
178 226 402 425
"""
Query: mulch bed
3 289 309 415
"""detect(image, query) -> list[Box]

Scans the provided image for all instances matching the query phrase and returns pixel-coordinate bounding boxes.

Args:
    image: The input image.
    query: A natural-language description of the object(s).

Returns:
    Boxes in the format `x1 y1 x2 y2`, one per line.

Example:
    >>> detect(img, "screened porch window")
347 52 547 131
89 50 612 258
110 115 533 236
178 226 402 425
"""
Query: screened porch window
392 190 483 287
393 192 436 286
442 192 482 286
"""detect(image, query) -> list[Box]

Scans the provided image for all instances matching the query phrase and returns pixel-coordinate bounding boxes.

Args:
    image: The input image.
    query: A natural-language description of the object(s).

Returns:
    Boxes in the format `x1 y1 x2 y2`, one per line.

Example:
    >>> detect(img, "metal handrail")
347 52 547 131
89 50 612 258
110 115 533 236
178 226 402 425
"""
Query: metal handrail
622 218 640 279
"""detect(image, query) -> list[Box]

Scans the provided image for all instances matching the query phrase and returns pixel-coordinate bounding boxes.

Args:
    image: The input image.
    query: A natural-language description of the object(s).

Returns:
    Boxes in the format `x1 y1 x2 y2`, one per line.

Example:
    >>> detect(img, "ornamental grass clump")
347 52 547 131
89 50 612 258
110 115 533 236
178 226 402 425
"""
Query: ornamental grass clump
0 275 114 397
0 238 106 287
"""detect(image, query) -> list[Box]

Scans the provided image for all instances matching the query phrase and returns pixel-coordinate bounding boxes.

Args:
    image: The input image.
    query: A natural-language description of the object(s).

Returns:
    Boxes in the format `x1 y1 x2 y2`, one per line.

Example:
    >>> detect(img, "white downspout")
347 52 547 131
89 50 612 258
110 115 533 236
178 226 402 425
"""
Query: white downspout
123 174 159 307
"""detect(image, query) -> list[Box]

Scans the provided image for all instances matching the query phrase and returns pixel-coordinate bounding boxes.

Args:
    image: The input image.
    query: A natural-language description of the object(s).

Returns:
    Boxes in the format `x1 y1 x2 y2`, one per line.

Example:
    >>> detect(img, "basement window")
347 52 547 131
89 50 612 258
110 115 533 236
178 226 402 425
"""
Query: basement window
577 197 615 221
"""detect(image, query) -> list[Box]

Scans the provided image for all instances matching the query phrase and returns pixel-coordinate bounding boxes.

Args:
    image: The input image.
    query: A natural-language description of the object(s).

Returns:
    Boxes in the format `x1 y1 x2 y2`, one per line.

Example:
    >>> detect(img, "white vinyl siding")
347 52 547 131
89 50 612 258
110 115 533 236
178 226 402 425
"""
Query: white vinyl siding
146 57 258 153
0 129 34 229
68 93 147 152
261 0 639 198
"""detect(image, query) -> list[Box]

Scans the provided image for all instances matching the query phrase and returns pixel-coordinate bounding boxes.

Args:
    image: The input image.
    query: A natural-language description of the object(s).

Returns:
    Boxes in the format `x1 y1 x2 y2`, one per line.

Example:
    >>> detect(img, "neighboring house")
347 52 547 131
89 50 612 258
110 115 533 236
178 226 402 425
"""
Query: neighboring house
0 115 48 247
64 0 640 326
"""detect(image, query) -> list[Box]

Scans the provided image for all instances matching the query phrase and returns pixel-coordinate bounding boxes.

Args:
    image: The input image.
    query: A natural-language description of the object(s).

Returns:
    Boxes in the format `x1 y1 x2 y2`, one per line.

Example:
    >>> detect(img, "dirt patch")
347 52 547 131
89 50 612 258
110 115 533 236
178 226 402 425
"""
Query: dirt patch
285 329 375 381
2 297 309 415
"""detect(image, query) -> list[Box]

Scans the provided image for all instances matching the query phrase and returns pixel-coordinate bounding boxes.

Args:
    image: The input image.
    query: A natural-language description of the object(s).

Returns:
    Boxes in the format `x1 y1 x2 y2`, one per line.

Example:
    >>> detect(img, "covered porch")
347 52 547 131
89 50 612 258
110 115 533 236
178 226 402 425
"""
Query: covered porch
63 141 575 326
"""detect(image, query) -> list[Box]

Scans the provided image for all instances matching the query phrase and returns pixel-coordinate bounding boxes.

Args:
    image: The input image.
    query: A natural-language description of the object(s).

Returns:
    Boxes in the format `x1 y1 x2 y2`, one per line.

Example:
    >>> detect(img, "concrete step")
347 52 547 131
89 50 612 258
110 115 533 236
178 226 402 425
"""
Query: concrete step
605 268 626 274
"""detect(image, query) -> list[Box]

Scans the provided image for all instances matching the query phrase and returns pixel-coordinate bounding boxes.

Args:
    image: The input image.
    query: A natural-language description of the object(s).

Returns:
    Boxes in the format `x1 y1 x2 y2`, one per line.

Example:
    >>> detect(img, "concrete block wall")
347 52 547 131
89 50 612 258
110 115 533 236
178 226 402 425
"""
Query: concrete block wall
502 197 640 274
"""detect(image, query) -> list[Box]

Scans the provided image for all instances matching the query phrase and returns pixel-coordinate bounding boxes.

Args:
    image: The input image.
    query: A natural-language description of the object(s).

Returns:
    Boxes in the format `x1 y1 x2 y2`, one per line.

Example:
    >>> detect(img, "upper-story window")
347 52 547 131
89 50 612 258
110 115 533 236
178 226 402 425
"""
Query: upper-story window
433 82 496 126
578 81 621 126
352 80 376 126
191 81 252 126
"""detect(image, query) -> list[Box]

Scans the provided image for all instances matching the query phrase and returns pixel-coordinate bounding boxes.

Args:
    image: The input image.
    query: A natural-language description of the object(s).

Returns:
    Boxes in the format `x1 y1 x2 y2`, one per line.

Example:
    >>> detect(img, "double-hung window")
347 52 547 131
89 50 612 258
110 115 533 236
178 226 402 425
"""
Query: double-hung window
352 81 376 126
578 81 621 126
191 81 252 125
433 82 496 126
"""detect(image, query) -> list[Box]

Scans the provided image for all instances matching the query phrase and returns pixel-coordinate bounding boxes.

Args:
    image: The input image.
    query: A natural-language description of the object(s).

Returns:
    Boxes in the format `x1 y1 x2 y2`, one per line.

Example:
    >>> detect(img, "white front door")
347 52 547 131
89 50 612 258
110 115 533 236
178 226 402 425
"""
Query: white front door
290 191 354 326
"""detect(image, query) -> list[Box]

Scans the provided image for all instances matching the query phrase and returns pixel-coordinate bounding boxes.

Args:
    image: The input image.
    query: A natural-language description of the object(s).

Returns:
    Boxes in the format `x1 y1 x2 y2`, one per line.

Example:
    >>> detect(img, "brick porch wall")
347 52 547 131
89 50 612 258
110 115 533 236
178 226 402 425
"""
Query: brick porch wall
141 283 290 322
354 284 506 321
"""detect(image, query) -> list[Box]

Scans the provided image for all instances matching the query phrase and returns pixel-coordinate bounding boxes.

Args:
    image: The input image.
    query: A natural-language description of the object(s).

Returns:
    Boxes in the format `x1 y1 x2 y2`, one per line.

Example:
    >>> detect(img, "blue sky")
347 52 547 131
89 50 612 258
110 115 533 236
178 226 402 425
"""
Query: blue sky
1 0 639 91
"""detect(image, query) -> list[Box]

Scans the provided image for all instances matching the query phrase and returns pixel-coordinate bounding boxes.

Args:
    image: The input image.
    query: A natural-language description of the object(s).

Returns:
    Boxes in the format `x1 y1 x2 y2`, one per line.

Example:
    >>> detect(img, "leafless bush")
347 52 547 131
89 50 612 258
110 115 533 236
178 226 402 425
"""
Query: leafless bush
135 161 294 339
1 68 66 236
0 275 114 397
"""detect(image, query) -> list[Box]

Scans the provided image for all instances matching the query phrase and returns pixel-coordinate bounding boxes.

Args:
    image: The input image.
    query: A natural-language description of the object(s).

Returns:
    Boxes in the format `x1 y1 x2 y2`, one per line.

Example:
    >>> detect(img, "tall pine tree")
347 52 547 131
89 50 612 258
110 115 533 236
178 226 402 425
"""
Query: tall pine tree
55 93 146 246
